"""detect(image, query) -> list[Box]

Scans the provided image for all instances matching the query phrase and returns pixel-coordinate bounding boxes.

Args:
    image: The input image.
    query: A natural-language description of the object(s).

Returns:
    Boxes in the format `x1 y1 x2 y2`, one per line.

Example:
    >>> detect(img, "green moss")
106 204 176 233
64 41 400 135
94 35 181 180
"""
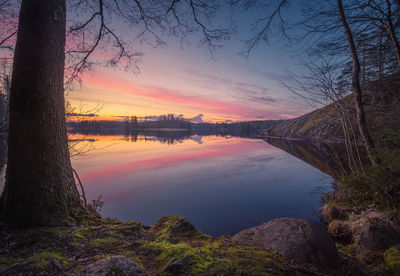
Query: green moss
142 236 286 275
151 216 211 243
80 226 101 235
74 233 84 239
71 232 85 243
27 251 67 270
384 247 400 270
1 216 305 275
91 237 119 248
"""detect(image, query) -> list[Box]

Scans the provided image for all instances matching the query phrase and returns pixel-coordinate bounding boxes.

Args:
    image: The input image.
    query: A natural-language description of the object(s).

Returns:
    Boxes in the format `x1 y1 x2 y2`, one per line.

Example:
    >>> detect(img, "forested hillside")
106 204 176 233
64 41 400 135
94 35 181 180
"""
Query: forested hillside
268 74 400 145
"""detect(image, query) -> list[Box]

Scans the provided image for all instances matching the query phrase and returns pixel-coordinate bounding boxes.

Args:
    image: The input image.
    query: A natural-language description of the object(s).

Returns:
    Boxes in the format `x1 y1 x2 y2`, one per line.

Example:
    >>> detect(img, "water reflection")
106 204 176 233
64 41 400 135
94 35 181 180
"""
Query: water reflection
265 138 363 179
265 138 340 177
70 132 332 237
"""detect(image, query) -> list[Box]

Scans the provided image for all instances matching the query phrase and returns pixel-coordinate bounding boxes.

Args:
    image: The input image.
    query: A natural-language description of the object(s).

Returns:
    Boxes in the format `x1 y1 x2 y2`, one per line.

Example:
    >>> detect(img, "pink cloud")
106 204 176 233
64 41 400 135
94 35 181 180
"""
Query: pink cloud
82 73 282 119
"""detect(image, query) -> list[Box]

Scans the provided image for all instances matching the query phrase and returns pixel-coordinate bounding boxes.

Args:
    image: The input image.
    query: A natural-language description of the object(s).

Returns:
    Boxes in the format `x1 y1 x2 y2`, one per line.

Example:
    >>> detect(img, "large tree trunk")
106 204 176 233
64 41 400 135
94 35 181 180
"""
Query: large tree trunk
337 0 377 166
0 0 86 227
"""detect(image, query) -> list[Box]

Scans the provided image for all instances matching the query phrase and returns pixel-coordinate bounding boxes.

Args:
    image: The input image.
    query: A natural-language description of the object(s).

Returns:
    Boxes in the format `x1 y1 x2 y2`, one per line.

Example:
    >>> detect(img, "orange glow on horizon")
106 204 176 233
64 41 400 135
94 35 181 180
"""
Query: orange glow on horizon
67 71 294 123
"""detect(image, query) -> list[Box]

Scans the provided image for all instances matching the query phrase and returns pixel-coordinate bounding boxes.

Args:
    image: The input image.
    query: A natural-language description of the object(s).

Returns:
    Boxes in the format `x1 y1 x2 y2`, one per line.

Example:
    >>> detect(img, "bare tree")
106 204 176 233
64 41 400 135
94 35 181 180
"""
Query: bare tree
235 0 396 166
357 0 400 70
285 56 366 176
337 0 376 166
64 0 232 85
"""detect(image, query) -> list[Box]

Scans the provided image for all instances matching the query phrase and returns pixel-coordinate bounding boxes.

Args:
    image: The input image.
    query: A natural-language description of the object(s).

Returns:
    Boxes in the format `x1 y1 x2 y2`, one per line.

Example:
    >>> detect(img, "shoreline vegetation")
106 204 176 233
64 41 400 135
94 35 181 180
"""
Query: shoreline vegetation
262 75 400 274
262 135 400 274
0 215 376 275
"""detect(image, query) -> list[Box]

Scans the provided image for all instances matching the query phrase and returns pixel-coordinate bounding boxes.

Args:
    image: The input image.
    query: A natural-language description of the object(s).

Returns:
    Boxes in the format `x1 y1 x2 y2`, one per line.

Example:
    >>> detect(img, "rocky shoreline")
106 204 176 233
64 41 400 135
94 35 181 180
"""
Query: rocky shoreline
320 200 400 274
1 213 393 275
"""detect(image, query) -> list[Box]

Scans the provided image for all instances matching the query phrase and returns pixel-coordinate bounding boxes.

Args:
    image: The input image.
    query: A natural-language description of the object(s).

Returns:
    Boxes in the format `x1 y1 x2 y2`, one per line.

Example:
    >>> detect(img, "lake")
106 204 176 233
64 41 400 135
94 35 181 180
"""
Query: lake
69 133 332 237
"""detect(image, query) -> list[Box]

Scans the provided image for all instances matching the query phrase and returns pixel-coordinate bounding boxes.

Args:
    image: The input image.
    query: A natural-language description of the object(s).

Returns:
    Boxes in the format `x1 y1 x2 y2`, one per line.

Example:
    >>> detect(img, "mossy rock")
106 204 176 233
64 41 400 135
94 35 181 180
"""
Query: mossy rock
150 216 210 243
384 246 400 270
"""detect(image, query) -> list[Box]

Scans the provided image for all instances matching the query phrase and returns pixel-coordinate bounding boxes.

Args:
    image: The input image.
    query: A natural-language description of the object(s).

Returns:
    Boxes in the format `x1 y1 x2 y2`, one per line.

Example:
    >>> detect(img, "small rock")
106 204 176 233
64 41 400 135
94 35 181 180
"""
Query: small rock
232 217 342 269
73 255 149 276
356 224 400 255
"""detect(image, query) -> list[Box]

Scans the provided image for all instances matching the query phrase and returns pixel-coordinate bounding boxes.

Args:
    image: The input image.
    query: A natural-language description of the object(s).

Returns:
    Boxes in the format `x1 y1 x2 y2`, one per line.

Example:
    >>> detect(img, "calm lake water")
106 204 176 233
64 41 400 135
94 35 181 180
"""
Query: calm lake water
70 133 332 237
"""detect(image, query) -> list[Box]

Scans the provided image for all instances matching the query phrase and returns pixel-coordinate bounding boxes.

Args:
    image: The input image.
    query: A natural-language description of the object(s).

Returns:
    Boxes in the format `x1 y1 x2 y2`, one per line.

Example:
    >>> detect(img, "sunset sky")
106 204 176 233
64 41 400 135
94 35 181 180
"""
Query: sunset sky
67 3 310 123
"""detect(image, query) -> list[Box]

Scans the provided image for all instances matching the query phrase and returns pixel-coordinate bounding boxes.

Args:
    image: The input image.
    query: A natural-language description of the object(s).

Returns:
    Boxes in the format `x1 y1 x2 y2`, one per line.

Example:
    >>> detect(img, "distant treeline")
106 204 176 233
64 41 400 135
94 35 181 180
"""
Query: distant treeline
67 115 285 137
191 121 284 137
123 114 191 131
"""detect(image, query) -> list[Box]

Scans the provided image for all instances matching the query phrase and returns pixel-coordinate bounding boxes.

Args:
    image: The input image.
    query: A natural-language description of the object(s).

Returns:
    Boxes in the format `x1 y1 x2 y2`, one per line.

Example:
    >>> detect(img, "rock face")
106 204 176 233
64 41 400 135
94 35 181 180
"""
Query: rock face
356 224 400 255
232 218 342 269
74 255 149 276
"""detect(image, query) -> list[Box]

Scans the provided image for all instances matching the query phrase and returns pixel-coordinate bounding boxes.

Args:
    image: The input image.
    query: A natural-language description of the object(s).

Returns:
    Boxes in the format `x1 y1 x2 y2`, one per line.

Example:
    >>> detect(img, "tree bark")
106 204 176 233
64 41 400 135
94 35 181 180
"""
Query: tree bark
0 0 86 227
337 0 377 166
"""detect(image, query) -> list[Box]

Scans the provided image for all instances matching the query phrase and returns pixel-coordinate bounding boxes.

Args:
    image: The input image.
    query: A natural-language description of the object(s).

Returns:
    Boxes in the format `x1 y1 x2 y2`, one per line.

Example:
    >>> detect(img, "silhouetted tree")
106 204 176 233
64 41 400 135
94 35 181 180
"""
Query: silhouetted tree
1 0 87 226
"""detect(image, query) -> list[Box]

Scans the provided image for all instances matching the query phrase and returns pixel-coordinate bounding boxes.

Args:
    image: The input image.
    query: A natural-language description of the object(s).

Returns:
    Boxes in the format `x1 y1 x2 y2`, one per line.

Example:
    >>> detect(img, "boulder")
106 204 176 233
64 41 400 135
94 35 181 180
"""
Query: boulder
232 217 341 269
356 224 400 255
74 255 149 276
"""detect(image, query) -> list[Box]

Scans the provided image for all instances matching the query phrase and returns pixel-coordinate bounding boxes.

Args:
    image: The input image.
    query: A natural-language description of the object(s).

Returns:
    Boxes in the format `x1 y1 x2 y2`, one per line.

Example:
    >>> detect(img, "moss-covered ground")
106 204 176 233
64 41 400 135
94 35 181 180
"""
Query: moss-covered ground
1 215 337 275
